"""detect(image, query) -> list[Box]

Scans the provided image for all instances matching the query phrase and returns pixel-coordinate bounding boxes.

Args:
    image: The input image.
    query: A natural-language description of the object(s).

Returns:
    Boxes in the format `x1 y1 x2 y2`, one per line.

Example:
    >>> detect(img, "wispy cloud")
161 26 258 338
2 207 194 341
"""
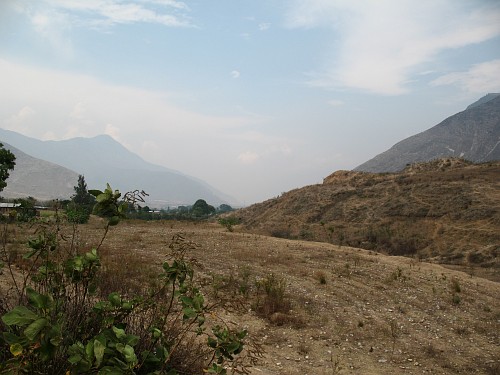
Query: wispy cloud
258 22 271 31
230 70 241 79
238 151 260 164
327 99 344 107
286 0 500 95
430 59 500 93
19 0 193 31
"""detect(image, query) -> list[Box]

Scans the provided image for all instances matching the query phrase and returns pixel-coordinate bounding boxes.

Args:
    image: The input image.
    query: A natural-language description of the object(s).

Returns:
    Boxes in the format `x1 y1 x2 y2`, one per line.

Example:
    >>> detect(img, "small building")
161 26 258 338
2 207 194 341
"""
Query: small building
0 203 21 215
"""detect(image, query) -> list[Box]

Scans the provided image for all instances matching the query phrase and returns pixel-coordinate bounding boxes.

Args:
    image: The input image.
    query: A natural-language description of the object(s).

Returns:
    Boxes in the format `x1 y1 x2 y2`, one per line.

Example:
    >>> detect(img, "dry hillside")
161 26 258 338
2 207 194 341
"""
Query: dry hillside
233 159 500 281
4 220 498 374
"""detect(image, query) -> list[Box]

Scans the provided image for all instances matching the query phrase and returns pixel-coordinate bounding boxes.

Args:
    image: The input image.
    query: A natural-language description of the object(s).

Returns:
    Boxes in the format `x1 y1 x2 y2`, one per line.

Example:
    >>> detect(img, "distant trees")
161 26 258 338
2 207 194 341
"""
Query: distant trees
66 175 95 224
191 199 216 217
124 199 232 221
0 143 15 193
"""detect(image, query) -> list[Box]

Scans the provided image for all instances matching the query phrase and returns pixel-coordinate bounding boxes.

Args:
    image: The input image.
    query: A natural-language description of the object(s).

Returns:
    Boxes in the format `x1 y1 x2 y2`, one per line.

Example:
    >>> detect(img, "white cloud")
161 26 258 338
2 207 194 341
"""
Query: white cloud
0 57 259 170
430 59 500 93
230 70 241 79
238 151 260 164
20 0 193 31
286 0 500 95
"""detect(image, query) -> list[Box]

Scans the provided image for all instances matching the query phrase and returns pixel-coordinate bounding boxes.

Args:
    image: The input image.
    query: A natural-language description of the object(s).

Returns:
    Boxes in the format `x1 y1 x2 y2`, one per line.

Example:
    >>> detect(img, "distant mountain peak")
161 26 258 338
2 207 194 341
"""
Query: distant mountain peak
0 128 237 206
466 93 500 110
355 94 500 173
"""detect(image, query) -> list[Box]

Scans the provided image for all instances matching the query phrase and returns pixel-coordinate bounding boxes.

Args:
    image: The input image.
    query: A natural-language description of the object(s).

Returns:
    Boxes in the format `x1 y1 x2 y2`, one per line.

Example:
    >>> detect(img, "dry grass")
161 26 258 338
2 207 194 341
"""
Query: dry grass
2 219 499 374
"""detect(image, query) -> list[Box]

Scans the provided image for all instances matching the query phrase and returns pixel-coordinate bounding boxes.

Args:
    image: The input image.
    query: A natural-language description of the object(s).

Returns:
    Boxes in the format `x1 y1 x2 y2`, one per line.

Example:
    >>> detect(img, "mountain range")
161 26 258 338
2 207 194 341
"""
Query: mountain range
355 93 500 172
0 129 236 207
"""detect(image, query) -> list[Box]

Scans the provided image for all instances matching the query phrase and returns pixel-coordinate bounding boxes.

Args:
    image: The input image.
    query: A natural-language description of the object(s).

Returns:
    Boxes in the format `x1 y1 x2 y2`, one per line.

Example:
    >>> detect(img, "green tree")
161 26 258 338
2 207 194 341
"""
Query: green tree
192 199 215 217
217 204 233 213
67 175 95 224
0 143 16 192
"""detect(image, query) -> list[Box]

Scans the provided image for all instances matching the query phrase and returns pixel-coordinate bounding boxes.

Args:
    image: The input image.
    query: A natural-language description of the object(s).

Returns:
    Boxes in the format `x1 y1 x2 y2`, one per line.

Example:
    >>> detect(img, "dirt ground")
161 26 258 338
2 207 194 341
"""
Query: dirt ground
2 219 499 374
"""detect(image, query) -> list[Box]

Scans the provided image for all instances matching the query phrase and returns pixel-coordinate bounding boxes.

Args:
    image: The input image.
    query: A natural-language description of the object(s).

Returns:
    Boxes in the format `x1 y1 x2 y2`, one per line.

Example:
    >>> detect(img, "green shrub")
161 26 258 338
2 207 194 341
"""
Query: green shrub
0 185 250 374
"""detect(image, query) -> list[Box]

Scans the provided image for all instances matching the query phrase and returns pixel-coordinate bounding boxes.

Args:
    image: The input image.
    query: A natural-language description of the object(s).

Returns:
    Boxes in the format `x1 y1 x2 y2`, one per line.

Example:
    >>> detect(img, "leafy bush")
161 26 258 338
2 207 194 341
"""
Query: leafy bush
0 184 250 374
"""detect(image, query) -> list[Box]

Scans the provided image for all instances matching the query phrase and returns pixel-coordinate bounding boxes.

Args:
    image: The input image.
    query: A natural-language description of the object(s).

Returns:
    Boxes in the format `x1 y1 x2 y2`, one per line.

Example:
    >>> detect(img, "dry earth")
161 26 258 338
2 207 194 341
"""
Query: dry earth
3 219 492 375
1 219 499 374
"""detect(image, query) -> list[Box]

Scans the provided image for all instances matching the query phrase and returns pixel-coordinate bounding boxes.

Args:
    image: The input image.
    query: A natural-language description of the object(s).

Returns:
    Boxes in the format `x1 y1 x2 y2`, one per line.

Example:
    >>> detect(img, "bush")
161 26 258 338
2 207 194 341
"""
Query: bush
0 185 250 374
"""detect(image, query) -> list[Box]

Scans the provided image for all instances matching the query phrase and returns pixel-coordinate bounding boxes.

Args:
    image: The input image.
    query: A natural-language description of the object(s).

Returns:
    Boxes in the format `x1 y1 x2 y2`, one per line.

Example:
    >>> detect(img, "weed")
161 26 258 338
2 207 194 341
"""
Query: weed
254 273 290 319
0 185 253 374
452 294 461 305
314 270 328 284
450 277 461 293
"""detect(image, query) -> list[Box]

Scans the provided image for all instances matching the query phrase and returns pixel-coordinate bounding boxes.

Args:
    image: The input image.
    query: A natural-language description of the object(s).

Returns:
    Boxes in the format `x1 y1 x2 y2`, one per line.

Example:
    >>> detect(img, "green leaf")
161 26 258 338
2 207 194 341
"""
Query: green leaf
26 288 52 311
122 345 137 364
89 189 103 197
183 307 197 320
108 216 120 226
2 306 38 326
10 343 23 357
96 193 109 203
94 338 106 367
24 317 48 341
112 325 126 339
108 292 122 307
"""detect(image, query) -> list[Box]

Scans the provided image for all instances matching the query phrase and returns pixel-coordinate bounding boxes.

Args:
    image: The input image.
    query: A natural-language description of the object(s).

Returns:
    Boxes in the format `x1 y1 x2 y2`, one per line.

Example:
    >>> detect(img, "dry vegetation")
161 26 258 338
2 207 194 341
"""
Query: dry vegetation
3 218 498 374
234 159 500 281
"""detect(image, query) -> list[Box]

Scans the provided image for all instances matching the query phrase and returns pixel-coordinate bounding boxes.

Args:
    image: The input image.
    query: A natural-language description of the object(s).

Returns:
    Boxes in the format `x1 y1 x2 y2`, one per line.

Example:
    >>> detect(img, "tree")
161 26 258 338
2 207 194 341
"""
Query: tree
0 143 16 192
217 204 233 213
72 175 95 206
67 175 95 224
191 199 215 217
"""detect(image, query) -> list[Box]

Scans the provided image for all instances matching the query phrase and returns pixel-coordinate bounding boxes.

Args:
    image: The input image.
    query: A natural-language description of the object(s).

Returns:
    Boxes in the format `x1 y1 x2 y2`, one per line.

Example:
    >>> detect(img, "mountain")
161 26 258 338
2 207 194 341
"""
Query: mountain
1 142 78 201
233 158 500 272
0 129 236 207
355 93 500 172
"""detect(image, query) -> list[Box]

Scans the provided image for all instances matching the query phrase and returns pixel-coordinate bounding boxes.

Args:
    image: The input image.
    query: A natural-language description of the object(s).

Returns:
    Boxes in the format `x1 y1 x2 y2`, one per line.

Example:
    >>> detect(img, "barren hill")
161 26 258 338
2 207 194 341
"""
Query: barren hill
234 159 500 278
1 142 78 201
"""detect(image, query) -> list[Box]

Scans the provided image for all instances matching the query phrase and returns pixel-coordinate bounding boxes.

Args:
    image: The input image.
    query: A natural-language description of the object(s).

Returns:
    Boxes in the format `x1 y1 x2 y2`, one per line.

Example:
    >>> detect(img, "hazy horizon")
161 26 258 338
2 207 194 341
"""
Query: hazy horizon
1 0 500 204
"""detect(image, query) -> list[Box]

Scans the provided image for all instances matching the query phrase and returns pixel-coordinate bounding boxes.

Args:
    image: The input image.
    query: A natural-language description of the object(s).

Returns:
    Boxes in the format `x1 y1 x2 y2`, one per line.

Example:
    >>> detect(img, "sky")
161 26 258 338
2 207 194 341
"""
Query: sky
1 0 500 205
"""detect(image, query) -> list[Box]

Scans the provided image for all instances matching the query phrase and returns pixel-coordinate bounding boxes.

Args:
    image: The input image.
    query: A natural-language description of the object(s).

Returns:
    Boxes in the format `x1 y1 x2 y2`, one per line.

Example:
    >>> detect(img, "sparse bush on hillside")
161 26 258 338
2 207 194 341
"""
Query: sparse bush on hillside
0 184 251 374
218 216 239 232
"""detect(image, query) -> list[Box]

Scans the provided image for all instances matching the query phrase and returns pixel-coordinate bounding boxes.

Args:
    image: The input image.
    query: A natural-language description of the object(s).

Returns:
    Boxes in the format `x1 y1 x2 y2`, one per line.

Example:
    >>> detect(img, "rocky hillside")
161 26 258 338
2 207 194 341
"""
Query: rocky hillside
355 94 500 172
233 159 500 276
1 142 78 201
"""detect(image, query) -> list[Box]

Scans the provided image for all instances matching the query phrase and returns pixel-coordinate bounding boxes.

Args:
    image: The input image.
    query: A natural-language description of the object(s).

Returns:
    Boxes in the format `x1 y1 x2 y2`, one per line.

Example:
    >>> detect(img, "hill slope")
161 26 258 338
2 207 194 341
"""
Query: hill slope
355 94 500 172
234 159 500 274
0 129 235 207
1 142 78 200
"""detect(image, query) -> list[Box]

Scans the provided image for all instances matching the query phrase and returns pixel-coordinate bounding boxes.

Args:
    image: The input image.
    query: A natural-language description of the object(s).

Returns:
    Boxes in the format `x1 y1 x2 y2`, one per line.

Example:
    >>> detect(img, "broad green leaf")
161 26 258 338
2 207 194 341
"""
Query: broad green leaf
122 344 137 364
96 193 108 203
89 189 103 197
10 343 23 357
112 325 126 339
108 216 120 226
85 341 94 360
94 338 106 367
2 332 20 344
2 306 38 326
24 317 48 341
26 288 52 310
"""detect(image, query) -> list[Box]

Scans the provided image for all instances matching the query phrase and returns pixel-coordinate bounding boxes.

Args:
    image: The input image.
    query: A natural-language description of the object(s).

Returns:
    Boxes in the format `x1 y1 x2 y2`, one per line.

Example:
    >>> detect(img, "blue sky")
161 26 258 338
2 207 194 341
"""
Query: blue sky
1 0 499 205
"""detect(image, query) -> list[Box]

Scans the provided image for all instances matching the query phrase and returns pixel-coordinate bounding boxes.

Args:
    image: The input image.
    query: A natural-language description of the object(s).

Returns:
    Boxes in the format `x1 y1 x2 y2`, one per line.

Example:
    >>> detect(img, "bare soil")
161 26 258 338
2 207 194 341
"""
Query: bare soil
2 219 499 374
90 220 500 373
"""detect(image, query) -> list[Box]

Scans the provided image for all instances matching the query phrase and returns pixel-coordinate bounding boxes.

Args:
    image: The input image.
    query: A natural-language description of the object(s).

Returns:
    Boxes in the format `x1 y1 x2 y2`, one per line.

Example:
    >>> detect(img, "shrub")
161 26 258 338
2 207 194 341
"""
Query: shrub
0 185 250 374
254 273 290 318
